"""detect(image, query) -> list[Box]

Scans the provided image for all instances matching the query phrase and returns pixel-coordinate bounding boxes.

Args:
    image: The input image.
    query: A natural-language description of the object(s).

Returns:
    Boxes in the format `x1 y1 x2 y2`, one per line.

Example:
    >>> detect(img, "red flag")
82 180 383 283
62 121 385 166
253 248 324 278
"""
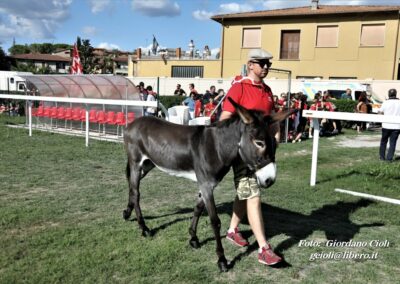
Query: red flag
71 43 83 74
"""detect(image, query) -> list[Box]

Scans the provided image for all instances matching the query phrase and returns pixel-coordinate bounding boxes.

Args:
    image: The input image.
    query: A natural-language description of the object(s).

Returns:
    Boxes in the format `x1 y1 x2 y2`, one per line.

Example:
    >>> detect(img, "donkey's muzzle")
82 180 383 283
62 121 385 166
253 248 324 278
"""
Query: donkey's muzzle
255 163 277 188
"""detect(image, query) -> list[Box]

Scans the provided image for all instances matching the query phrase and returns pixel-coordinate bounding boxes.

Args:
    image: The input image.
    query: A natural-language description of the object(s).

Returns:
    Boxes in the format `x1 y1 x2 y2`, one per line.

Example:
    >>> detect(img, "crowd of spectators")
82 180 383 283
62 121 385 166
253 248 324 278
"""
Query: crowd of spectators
0 101 21 116
180 83 225 121
135 81 377 143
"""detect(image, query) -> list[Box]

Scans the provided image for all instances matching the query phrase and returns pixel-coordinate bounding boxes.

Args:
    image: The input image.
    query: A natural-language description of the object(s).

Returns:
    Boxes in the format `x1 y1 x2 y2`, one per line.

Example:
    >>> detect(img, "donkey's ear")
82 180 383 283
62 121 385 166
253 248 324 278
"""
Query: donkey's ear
265 109 298 142
269 109 297 124
228 97 254 124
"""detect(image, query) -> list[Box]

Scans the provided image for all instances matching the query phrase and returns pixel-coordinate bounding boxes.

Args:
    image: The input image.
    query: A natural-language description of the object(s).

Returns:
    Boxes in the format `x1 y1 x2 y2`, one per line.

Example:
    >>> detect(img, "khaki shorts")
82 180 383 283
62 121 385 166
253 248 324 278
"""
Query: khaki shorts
233 160 260 200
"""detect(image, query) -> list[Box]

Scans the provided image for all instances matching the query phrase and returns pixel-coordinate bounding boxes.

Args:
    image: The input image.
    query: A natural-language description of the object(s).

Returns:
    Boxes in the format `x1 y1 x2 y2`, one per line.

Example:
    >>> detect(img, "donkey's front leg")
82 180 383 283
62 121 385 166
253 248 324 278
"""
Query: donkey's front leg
189 192 205 249
201 188 229 272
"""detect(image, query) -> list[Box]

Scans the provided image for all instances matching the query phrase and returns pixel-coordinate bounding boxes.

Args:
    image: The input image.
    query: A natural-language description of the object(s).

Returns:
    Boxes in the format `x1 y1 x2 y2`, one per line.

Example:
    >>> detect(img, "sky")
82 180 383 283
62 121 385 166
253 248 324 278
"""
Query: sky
0 0 399 56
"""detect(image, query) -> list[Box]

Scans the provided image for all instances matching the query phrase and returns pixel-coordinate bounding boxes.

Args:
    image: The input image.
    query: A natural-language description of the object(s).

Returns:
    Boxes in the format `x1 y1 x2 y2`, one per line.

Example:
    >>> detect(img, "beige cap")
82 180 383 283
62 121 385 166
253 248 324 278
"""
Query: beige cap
248 48 273 61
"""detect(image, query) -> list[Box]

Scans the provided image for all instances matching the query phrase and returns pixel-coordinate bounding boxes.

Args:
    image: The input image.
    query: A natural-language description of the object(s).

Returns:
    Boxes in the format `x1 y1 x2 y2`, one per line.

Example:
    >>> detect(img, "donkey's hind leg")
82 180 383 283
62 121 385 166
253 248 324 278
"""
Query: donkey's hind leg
189 192 205 249
123 161 152 237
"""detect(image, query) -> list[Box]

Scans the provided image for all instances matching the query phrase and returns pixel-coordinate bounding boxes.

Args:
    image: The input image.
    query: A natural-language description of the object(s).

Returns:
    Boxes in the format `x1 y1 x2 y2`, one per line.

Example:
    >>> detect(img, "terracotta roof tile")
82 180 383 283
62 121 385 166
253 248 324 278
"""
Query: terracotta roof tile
10 53 71 62
113 56 128 63
211 5 400 22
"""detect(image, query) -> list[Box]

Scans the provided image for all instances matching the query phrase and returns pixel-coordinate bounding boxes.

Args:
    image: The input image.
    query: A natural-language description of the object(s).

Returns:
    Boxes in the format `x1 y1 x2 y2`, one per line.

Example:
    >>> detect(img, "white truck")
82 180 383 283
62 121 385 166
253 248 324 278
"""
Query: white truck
296 80 382 113
0 71 32 93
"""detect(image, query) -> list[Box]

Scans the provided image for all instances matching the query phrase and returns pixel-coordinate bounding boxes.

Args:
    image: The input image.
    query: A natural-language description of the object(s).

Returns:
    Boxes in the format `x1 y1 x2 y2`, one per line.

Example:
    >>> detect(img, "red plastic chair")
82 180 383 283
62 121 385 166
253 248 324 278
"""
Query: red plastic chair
36 106 44 117
64 108 73 120
97 111 106 124
127 112 135 124
31 108 38 117
57 107 66 120
89 109 98 123
62 107 72 128
96 111 107 133
50 107 58 119
115 112 126 126
79 109 87 131
80 109 87 122
72 108 82 121
115 112 126 136
106 111 116 125
43 106 51 118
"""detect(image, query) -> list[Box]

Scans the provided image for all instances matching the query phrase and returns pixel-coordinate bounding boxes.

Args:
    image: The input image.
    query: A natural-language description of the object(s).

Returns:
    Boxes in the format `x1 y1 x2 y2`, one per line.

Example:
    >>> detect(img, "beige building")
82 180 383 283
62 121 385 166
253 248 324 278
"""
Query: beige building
129 3 400 81
212 3 400 80
9 54 71 74
128 47 221 78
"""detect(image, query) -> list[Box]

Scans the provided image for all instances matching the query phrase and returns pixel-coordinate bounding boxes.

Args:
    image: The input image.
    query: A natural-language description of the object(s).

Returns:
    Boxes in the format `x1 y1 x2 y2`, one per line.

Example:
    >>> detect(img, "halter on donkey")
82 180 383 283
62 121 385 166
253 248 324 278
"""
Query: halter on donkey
123 98 293 271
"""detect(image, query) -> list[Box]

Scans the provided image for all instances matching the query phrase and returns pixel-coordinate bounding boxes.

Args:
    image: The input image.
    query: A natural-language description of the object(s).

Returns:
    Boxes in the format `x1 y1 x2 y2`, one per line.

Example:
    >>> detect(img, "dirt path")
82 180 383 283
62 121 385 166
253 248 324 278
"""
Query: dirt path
335 133 400 154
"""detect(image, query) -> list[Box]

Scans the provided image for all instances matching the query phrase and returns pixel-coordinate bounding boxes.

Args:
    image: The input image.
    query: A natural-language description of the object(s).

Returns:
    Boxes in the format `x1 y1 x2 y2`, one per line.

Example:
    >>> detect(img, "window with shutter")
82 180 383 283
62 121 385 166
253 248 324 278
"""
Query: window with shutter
360 24 385 46
242 28 261 48
316 26 338 47
280 30 300 59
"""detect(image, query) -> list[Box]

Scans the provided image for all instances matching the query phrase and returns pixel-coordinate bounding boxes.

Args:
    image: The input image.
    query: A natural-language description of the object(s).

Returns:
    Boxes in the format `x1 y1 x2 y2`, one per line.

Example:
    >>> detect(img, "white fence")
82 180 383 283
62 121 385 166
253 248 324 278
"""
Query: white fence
303 110 400 187
0 94 157 147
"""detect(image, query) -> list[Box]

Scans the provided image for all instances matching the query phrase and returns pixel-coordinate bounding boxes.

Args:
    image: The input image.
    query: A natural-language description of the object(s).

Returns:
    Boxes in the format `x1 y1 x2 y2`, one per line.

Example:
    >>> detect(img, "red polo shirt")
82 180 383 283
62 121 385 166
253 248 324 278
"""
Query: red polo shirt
222 76 274 116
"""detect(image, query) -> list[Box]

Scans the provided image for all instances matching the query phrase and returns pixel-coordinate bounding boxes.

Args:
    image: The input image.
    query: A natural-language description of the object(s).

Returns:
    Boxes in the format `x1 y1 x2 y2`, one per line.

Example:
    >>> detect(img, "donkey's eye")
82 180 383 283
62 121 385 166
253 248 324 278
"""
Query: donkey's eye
254 140 265 148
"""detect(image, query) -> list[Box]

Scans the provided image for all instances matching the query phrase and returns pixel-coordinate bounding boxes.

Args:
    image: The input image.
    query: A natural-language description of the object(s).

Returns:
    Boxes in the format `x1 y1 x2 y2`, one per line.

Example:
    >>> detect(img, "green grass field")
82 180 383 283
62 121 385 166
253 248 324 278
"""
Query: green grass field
1 116 399 284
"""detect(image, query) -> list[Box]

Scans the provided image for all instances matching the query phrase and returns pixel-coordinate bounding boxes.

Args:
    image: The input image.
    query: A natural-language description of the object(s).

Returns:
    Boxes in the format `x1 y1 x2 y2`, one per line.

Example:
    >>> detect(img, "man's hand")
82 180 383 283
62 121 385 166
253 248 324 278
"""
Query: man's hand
219 111 233 121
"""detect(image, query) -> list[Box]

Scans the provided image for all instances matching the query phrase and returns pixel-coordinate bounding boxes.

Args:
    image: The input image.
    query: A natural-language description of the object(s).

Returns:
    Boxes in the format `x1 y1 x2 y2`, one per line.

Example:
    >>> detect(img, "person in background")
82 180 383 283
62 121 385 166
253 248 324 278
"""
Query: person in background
273 95 281 113
378 89 400 162
213 88 225 121
321 91 339 135
145 86 157 116
182 92 196 119
355 92 370 133
278 93 288 108
203 45 211 59
138 82 148 100
138 82 148 116
174 84 186 96
0 103 6 114
188 83 198 97
203 85 218 104
203 96 216 122
291 93 301 131
209 85 218 97
341 88 352 100
194 96 203 118
220 48 282 267
292 94 308 143
308 93 322 138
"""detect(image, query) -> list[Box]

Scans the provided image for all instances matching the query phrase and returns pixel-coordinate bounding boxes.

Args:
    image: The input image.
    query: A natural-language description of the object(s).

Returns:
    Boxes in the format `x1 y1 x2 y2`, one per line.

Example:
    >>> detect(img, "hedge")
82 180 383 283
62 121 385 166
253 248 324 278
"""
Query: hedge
331 99 358 113
158 95 186 109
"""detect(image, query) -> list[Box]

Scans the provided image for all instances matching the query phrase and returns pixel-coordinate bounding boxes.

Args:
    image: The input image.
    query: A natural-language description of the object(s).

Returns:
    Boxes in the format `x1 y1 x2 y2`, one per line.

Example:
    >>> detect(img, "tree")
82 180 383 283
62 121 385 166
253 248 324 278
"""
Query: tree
39 43 54 54
11 62 37 73
77 37 95 74
29 43 42 53
0 46 10 70
11 61 52 74
8 44 30 55
102 53 115 74
53 43 71 51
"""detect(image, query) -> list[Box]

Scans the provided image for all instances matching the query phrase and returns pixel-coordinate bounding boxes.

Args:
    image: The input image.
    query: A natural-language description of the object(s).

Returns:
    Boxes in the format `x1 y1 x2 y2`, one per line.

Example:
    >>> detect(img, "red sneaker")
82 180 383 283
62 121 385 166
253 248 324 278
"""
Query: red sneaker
258 244 282 266
226 227 249 247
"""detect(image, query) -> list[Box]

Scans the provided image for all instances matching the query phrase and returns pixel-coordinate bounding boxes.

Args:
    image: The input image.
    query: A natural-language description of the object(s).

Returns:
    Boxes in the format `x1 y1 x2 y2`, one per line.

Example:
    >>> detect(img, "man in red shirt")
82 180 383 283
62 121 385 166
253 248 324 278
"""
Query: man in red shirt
220 48 282 266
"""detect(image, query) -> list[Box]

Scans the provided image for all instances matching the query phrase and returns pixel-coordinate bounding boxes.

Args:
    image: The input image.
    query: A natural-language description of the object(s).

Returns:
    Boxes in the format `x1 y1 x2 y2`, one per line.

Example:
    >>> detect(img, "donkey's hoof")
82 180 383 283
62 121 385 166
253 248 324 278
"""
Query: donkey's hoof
122 209 131 220
218 259 229 272
189 237 200 249
142 229 152 237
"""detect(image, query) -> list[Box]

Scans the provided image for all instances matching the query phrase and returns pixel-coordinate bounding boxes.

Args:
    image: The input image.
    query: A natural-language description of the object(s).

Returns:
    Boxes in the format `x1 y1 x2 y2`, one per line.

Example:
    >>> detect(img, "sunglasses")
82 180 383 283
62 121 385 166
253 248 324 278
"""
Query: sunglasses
251 60 272 69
